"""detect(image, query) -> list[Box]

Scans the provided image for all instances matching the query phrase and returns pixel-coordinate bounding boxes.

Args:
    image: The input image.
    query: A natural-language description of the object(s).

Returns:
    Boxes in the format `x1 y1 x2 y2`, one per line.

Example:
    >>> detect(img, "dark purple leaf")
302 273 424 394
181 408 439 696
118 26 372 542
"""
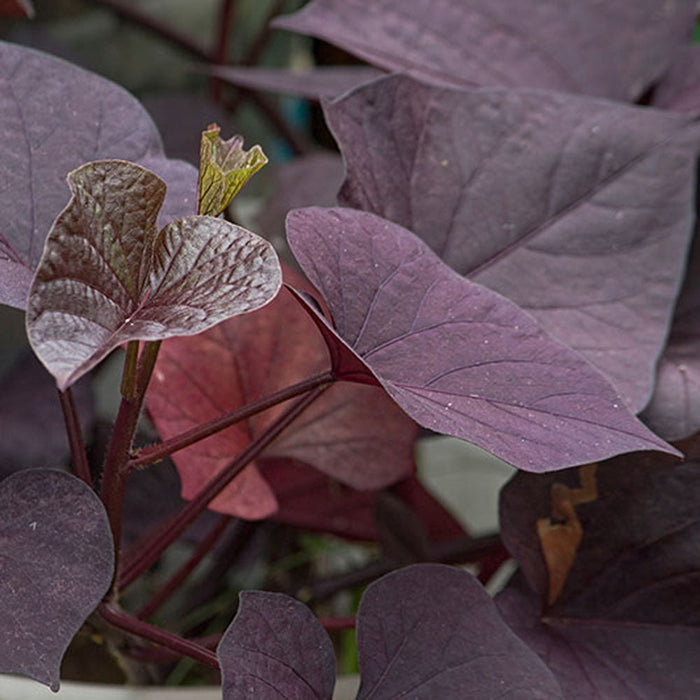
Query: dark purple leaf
497 455 700 697
498 576 700 700
324 75 700 410
275 0 695 100
654 46 700 112
26 160 281 390
356 563 562 698
0 352 93 477
286 206 678 472
218 590 336 700
642 231 700 439
0 469 114 690
209 65 384 100
0 41 197 310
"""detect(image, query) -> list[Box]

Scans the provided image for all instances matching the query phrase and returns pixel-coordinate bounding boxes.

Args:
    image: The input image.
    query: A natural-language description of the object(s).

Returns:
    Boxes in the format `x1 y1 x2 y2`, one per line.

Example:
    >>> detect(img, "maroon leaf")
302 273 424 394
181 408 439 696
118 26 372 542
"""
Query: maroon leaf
286 206 678 472
0 41 197 310
324 75 700 410
356 564 563 698
146 267 417 517
0 0 33 18
26 160 281 390
498 455 700 697
218 591 336 700
209 65 383 100
0 469 114 690
0 352 93 477
642 232 700 439
274 0 695 100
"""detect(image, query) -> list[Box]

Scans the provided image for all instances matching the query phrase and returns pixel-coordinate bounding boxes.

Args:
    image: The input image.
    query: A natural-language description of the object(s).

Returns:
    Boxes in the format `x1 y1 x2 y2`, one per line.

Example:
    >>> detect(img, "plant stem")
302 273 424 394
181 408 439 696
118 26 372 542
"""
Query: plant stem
137 515 231 620
119 385 329 590
129 370 333 468
210 0 236 102
57 387 92 487
101 342 162 570
98 603 219 669
120 341 140 400
320 616 356 632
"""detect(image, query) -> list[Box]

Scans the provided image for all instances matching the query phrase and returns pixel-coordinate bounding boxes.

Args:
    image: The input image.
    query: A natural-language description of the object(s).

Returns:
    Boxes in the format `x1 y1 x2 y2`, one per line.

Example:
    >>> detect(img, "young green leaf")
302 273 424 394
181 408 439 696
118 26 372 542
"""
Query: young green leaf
27 160 281 390
197 124 268 217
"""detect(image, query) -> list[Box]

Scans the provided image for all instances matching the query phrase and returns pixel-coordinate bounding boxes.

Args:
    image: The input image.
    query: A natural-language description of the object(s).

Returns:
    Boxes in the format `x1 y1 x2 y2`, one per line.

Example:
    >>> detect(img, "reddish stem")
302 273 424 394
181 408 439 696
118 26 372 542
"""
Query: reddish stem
128 370 333 468
210 0 237 101
57 387 92 487
320 616 356 632
137 515 232 620
98 603 219 669
119 385 329 590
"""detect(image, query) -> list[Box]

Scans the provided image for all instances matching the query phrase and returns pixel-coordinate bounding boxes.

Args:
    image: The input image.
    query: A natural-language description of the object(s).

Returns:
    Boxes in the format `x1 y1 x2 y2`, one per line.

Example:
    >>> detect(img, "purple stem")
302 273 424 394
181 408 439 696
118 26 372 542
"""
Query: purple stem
128 370 333 468
119 385 328 590
119 385 329 590
137 514 232 620
98 603 219 669
57 387 92 487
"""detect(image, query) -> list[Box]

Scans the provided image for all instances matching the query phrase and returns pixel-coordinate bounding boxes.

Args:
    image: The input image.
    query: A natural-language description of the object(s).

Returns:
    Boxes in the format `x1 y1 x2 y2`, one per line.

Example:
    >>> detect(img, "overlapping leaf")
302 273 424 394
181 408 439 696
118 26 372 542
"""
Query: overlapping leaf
497 455 700 697
0 469 114 690
218 591 336 700
0 41 197 310
324 75 700 410
286 206 678 472
146 267 417 518
356 564 562 698
26 160 281 390
275 0 695 100
654 46 700 112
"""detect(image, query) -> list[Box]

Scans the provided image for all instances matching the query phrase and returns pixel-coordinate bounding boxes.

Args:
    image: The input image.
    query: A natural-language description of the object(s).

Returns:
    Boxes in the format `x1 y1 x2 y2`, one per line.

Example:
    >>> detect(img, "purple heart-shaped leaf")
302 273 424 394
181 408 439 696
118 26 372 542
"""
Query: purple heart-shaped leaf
324 75 700 411
286 206 678 472
218 590 336 699
356 564 563 698
0 41 197 310
0 469 114 690
274 0 695 100
26 160 281 390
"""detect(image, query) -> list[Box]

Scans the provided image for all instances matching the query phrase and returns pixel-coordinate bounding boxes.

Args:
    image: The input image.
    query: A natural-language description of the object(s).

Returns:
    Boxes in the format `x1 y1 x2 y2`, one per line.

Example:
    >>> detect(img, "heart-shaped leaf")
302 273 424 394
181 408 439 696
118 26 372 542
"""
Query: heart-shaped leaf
146 268 417 517
286 206 678 472
0 41 197 310
356 564 563 698
26 160 281 390
324 75 700 410
218 590 336 700
275 0 695 100
498 455 700 697
209 65 384 101
197 124 267 217
0 469 114 690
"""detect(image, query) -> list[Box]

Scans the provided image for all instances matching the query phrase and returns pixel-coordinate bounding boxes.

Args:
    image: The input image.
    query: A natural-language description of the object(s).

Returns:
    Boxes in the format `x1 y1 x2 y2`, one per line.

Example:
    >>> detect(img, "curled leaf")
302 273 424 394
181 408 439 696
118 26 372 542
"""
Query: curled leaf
197 124 268 217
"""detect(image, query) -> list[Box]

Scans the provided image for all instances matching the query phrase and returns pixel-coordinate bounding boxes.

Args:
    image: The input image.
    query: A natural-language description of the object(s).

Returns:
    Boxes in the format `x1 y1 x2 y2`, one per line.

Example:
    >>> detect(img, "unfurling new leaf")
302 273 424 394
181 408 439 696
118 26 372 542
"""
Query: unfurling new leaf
197 123 268 217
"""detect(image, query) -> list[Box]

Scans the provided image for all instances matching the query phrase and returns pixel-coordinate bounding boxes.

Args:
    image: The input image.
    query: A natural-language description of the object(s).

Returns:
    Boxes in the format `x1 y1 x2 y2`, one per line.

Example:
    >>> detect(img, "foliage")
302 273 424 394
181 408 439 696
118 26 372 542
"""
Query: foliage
1 1 700 698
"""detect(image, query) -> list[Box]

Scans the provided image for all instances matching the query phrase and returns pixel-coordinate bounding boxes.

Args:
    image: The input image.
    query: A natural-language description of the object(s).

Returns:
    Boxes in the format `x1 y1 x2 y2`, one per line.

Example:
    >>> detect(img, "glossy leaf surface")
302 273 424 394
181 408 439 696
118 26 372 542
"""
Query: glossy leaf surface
498 455 700 697
325 75 700 410
275 0 694 99
286 206 678 471
26 160 281 390
356 564 562 698
218 591 336 700
0 42 197 310
0 469 114 690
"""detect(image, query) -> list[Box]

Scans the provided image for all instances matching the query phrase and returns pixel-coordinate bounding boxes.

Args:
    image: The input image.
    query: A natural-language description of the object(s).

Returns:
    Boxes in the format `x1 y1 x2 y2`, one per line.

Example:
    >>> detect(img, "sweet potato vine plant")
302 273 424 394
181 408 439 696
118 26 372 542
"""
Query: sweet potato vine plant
2 1 700 697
